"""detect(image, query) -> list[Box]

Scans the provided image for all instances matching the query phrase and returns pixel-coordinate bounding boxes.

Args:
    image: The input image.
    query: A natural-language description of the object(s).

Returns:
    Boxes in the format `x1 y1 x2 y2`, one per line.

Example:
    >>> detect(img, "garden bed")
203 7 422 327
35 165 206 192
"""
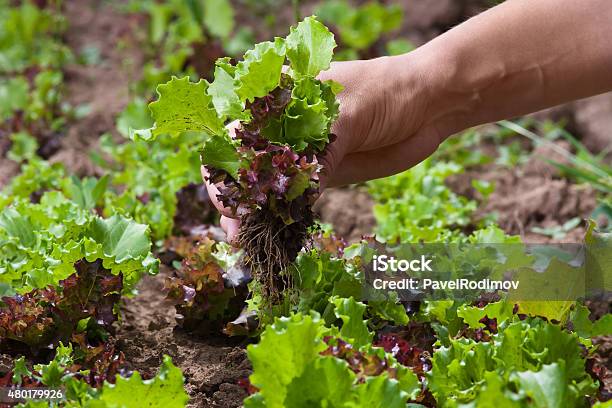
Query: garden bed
0 1 609 407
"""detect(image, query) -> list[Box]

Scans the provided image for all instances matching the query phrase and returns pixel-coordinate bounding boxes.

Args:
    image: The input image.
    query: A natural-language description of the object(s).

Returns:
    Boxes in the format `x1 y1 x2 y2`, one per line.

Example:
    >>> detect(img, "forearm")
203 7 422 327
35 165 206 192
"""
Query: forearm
406 0 612 139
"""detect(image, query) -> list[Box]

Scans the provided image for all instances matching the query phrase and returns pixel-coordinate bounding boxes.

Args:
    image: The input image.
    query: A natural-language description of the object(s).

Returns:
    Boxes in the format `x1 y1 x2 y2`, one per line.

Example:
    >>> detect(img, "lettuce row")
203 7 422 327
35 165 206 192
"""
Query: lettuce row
0 190 158 296
6 344 188 408
369 159 479 243
97 131 209 241
428 318 599 407
242 246 608 407
244 313 420 408
0 1 72 74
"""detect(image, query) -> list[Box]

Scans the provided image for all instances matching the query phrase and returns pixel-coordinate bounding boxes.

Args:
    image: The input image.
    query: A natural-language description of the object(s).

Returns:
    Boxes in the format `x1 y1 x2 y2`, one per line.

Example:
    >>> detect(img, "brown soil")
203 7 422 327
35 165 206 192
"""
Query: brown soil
573 94 612 162
315 186 376 243
592 335 612 398
532 94 612 163
447 141 599 243
481 171 595 243
116 267 251 408
0 159 19 189
50 0 145 176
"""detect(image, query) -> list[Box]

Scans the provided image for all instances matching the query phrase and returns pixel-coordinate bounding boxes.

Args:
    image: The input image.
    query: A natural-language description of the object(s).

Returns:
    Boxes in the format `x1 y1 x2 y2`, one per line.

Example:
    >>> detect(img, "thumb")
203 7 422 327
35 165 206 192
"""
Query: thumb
220 215 240 243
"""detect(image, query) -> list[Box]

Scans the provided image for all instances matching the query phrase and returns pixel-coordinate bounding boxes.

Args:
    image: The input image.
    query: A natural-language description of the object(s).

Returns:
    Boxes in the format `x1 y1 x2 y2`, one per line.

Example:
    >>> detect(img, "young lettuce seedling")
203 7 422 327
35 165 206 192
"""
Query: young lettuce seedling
133 17 341 301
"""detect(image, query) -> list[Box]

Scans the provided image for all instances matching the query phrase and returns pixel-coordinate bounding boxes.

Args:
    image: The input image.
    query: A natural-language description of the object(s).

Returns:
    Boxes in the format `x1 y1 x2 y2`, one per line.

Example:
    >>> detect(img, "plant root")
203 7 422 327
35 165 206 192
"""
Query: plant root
238 206 314 303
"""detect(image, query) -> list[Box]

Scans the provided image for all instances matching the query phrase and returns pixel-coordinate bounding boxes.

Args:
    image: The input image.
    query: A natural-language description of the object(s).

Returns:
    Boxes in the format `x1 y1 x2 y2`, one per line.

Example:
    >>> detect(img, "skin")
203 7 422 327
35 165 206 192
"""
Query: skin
206 0 612 241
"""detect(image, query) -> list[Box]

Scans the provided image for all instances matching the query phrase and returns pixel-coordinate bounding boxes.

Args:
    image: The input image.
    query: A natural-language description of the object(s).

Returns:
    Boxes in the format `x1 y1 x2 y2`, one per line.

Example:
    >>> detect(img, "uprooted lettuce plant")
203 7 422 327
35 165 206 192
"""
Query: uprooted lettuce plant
134 16 341 301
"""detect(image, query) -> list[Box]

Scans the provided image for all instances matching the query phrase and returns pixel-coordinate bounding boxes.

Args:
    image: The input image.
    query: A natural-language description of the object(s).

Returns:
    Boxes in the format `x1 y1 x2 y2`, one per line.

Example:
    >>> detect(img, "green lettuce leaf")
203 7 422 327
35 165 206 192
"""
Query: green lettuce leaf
0 207 37 248
349 375 409 408
133 76 224 140
235 39 285 103
203 0 234 39
208 59 248 120
284 357 354 407
88 215 152 264
511 362 580 408
285 16 336 77
569 303 612 337
330 296 373 348
247 314 330 407
94 355 189 408
201 133 242 179
457 300 514 329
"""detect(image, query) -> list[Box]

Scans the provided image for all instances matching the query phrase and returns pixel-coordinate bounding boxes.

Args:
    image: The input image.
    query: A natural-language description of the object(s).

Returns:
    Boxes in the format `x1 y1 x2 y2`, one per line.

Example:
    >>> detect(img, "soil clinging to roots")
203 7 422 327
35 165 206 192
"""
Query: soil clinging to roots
238 206 314 303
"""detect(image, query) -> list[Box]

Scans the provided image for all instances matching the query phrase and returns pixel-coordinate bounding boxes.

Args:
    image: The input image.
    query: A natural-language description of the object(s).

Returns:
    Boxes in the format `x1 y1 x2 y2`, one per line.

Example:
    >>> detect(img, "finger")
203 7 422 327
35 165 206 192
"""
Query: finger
201 120 241 217
227 120 239 137
202 166 235 218
325 129 442 187
220 215 240 243
317 61 347 82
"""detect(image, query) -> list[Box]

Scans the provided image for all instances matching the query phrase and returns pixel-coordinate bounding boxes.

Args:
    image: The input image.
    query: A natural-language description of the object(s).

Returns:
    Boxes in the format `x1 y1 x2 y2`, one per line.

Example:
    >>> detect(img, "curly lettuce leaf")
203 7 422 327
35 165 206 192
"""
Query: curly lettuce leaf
132 76 224 141
247 314 330 407
201 134 242 179
94 355 189 408
235 39 286 103
208 59 248 120
285 16 336 78
457 300 515 329
349 375 410 408
0 192 157 295
569 303 612 337
283 357 354 407
330 296 373 348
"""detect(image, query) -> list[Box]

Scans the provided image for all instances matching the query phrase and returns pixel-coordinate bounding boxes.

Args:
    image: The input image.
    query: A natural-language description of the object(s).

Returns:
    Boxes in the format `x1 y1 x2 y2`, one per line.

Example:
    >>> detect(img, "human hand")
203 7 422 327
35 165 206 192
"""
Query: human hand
315 55 443 187
204 54 445 241
205 0 612 242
